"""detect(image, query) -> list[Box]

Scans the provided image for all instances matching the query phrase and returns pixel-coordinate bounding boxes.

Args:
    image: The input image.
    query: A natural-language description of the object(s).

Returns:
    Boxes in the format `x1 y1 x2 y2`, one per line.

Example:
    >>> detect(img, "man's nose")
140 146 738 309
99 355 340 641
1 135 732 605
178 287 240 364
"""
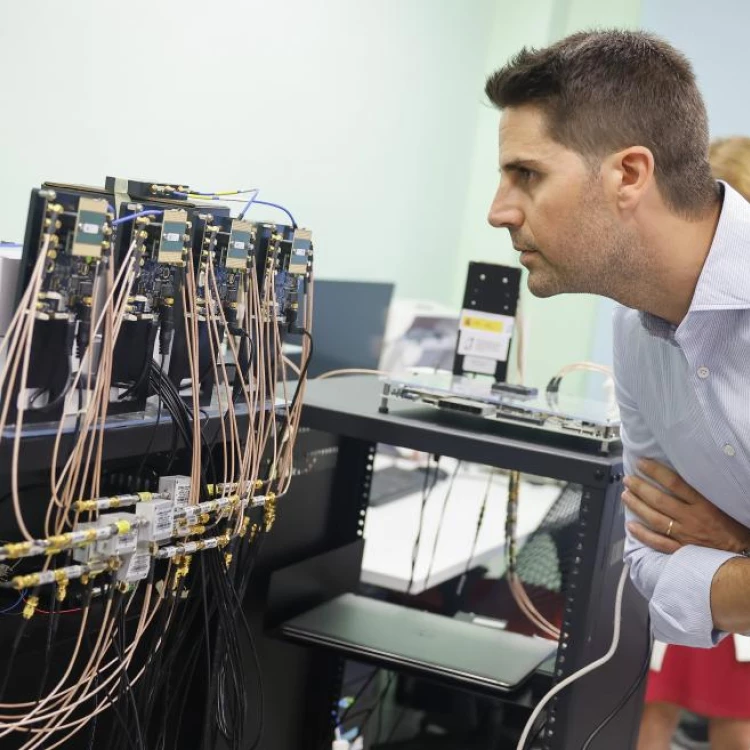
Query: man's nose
487 186 523 229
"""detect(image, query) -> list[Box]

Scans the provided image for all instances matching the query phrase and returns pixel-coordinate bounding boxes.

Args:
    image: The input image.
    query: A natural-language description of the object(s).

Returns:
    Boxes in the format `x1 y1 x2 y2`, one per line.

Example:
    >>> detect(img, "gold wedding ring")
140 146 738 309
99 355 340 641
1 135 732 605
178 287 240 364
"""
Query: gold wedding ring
666 519 674 538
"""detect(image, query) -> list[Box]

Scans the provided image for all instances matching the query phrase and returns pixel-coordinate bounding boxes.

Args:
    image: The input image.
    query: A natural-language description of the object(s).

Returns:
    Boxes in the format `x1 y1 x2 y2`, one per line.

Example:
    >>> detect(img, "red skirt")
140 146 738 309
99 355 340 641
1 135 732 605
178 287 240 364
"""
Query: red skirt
646 637 750 719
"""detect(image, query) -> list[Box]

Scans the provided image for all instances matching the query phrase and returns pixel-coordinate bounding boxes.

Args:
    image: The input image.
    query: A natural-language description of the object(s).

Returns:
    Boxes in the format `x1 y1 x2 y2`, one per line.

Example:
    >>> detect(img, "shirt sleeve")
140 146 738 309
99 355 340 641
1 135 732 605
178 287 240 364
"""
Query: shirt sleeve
612 308 737 648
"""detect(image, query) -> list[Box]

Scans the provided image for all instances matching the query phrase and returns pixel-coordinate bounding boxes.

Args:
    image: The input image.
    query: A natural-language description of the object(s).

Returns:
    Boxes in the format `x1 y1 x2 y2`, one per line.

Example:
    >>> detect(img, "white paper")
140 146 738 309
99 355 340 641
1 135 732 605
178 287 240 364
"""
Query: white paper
462 355 496 375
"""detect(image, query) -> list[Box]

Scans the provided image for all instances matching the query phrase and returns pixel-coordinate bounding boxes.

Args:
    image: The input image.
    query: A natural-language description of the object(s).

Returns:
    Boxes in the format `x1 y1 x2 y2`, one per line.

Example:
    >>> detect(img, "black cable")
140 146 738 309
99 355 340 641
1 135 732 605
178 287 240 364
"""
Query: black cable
292 327 314 405
406 456 441 595
353 671 393 741
113 592 146 750
456 467 495 598
36 577 62 701
383 705 409 743
339 668 380 725
375 672 394 743
525 716 548 749
423 459 462 590
117 321 159 401
580 624 653 750
224 556 264 750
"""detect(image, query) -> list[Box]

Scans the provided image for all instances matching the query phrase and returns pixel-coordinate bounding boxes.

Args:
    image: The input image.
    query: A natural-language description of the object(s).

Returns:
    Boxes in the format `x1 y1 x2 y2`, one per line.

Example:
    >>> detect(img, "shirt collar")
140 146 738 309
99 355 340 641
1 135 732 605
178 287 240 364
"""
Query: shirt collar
688 181 750 311
639 181 750 341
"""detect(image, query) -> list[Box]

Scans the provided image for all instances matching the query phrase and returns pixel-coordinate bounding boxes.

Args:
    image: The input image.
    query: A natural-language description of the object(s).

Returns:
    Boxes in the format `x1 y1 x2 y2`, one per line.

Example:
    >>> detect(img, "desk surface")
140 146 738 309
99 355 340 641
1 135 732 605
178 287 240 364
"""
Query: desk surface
362 456 561 593
301 376 621 487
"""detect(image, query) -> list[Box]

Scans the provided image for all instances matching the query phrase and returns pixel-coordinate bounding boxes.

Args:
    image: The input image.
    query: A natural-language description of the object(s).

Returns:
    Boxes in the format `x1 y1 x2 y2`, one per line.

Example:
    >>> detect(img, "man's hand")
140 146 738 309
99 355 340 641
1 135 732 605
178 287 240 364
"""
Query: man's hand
622 459 750 555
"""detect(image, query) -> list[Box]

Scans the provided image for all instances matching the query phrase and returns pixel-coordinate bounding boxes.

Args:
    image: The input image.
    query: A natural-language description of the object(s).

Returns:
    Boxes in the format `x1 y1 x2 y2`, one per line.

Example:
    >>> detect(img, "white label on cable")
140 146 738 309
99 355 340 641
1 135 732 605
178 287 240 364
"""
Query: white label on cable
457 330 512 361
462 355 497 375
164 232 180 242
734 634 750 662
650 640 668 671
81 223 99 235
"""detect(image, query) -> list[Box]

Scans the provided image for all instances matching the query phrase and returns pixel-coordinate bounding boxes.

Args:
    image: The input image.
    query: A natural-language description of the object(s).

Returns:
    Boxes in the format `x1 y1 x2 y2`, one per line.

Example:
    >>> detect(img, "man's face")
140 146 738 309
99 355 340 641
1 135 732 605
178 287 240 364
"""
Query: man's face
488 105 630 298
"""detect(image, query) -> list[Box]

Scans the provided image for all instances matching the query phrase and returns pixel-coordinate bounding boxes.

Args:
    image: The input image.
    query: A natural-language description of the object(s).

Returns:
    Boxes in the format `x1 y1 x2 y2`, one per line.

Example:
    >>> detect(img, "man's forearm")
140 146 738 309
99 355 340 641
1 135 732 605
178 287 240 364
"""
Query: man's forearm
711 557 750 632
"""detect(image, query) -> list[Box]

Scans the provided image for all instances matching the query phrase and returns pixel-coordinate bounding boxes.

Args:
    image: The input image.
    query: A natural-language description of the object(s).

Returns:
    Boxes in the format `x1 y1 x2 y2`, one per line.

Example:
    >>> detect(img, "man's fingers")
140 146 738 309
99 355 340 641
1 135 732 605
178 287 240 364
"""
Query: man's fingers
622 489 672 534
622 475 687 522
627 521 681 555
636 459 699 504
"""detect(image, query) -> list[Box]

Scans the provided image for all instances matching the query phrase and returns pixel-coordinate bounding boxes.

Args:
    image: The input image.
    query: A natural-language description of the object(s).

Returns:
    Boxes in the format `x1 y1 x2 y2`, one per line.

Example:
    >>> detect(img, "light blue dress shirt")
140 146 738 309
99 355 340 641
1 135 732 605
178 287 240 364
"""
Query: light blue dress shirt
614 182 750 648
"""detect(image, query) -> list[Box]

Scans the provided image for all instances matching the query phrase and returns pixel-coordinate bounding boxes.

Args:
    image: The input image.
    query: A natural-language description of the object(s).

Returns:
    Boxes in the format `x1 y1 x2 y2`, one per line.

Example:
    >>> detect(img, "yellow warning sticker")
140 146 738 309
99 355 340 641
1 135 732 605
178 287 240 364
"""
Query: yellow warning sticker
460 316 505 333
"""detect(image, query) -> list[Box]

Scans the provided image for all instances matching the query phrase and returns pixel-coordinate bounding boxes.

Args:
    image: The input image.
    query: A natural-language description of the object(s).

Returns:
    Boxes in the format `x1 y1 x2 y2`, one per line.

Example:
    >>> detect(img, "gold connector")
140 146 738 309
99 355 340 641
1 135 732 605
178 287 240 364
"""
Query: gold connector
22 596 39 620
73 500 96 512
224 553 233 568
56 581 68 602
13 573 40 590
3 541 32 559
264 493 277 532
48 534 71 548
239 517 250 537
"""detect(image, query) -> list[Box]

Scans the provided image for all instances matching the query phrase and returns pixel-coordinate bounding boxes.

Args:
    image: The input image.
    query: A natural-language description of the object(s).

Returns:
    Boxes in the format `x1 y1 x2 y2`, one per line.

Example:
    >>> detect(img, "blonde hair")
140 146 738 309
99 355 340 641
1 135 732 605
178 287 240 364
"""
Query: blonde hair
709 137 750 201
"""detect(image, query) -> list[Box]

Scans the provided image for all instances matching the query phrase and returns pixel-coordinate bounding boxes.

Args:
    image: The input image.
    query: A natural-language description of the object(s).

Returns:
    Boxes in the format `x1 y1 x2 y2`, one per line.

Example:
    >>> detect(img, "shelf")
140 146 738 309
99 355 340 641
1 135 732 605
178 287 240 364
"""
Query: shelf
300 377 621 487
0 397 284 473
278 593 557 696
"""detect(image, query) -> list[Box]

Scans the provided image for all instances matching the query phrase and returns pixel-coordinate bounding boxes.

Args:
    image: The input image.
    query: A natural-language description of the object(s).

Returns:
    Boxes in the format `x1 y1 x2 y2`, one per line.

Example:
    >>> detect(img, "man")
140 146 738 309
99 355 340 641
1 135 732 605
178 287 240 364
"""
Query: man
484 27 750 705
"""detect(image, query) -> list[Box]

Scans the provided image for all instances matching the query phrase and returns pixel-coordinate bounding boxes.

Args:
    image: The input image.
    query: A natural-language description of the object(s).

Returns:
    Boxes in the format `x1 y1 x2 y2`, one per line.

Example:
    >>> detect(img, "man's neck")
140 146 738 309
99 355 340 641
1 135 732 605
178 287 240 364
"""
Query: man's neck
614 198 722 325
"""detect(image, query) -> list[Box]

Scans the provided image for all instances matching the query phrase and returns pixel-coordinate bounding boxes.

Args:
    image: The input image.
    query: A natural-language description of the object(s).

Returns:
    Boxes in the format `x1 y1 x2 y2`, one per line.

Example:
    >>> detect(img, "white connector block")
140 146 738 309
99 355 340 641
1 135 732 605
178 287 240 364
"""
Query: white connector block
96 513 138 556
72 522 97 563
136 499 176 543
116 550 151 583
158 475 191 507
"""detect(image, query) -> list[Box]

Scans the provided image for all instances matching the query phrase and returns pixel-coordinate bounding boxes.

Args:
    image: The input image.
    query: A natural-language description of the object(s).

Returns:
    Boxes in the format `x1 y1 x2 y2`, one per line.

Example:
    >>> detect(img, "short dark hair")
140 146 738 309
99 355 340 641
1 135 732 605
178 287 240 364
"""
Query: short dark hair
485 30 718 217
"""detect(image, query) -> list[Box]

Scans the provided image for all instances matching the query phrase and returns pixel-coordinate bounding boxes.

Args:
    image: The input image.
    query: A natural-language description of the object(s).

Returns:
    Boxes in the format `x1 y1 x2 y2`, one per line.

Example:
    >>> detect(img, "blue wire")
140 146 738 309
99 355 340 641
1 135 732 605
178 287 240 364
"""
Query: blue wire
111 209 164 226
242 198 297 228
0 242 22 248
238 190 260 220
0 592 24 614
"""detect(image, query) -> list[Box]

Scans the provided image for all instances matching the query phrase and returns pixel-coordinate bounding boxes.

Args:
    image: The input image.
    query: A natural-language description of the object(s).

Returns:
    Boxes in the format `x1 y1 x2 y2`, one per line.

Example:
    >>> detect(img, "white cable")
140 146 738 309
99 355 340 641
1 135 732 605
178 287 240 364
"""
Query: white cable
515 563 629 750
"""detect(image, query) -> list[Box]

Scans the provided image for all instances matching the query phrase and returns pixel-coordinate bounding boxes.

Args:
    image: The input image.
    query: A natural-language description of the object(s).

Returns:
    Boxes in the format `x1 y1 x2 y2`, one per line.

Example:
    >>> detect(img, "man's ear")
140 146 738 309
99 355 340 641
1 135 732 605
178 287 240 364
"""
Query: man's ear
602 146 655 211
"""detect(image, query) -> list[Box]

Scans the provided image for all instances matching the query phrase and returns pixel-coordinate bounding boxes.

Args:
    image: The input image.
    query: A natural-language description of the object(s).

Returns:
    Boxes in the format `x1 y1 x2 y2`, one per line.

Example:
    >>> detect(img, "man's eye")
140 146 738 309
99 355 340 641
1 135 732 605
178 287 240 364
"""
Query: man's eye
517 167 534 181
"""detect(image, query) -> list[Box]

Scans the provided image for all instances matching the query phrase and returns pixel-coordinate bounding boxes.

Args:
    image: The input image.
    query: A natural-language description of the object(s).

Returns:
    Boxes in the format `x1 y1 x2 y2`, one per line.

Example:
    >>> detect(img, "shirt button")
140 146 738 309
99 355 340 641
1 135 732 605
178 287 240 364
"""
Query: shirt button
697 366 710 379
724 444 736 457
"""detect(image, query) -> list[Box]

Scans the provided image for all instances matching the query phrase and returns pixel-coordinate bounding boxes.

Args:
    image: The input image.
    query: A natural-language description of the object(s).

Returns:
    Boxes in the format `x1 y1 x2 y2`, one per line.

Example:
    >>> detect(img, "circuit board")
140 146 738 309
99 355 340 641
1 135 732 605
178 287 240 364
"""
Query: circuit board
35 196 109 320
125 259 181 321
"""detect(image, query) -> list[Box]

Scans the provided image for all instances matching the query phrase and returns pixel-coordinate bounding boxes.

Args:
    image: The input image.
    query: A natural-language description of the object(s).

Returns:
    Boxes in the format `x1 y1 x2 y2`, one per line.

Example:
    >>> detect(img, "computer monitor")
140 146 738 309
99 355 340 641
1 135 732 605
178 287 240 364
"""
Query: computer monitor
291 279 394 379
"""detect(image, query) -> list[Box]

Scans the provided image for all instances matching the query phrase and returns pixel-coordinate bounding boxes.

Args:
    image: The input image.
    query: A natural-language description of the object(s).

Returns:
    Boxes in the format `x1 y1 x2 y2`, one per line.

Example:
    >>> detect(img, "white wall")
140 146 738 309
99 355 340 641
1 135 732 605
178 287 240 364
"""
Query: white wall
0 0 649 386
453 0 641 390
0 0 494 302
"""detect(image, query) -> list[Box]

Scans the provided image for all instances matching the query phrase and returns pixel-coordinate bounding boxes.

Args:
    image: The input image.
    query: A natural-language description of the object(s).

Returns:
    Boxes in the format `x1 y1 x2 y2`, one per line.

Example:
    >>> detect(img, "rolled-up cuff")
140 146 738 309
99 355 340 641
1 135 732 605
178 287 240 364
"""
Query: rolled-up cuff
650 545 738 648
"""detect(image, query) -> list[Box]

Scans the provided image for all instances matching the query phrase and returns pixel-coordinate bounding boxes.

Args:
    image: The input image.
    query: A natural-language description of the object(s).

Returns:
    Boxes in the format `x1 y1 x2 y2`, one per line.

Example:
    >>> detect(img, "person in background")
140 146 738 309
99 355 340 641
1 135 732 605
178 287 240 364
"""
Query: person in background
637 136 750 750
